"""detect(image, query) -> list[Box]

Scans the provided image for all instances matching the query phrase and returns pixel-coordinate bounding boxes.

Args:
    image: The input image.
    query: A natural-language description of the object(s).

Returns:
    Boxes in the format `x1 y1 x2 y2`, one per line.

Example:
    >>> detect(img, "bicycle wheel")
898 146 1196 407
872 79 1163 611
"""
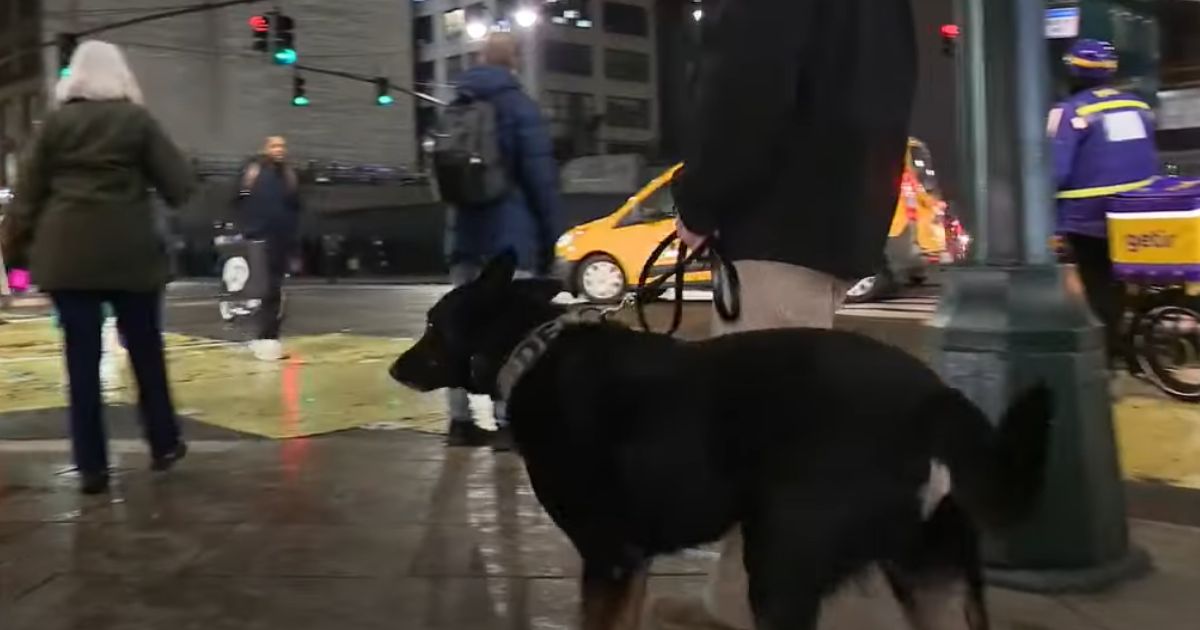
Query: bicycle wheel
1137 304 1200 402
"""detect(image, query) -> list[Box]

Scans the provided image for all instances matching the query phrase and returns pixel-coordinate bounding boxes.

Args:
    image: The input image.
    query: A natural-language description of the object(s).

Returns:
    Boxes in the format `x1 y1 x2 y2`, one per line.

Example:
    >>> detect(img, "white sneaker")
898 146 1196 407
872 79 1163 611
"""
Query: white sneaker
250 339 285 361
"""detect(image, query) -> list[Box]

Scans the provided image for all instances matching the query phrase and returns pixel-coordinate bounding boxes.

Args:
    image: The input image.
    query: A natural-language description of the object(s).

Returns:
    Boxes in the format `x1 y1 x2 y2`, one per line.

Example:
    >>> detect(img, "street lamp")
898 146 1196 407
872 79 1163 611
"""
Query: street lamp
466 20 490 41
928 0 1145 592
514 7 539 29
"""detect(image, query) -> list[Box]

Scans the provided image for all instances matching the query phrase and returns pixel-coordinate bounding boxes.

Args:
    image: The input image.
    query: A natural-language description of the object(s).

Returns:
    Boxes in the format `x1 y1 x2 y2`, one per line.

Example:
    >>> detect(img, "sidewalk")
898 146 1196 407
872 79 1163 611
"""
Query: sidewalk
0 428 1197 629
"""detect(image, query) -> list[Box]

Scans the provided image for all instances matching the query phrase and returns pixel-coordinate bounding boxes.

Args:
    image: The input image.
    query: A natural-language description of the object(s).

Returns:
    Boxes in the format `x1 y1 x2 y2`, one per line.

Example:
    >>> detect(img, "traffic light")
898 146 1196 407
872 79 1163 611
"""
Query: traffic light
940 24 960 57
375 78 394 106
56 33 78 78
272 14 297 65
249 14 270 52
292 74 309 107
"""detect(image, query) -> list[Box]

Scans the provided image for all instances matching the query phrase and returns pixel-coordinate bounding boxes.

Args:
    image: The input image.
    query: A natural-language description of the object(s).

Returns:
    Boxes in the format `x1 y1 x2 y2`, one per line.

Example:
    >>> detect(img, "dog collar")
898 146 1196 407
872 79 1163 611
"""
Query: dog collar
495 312 590 402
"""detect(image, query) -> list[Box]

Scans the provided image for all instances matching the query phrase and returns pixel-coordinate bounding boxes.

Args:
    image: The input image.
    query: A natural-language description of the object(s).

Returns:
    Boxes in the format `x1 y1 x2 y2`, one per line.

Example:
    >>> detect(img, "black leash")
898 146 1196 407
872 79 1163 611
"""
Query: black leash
632 233 741 336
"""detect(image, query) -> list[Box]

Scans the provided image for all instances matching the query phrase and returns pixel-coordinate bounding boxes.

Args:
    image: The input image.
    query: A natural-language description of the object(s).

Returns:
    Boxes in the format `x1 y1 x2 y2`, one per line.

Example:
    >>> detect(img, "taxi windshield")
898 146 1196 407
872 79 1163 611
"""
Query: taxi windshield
909 142 942 197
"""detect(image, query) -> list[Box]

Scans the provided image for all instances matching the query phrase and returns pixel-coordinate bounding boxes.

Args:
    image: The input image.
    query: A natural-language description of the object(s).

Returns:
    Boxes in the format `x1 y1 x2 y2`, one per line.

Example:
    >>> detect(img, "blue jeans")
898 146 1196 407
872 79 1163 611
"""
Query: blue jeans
52 291 181 474
445 263 533 428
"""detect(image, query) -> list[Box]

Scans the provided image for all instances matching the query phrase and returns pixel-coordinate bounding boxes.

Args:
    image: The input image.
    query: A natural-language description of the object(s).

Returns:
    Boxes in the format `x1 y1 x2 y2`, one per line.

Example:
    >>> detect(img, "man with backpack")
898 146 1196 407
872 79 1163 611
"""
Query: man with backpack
435 33 563 450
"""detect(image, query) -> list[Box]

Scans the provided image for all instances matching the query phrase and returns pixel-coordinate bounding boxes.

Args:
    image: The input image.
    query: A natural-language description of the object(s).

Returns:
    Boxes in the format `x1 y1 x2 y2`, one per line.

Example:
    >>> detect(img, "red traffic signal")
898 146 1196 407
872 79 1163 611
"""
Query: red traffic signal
249 15 270 33
940 24 960 57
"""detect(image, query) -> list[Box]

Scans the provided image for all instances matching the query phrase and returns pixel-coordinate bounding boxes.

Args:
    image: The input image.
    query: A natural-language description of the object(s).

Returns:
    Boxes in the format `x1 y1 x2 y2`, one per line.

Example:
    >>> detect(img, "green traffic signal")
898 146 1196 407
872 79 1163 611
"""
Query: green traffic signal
377 94 395 106
292 95 310 107
274 48 297 65
59 67 71 78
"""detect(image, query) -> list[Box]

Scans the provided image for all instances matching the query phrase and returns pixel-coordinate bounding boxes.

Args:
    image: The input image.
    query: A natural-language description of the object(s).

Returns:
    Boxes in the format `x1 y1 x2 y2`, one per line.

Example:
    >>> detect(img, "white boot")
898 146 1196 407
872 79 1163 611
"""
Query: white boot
250 339 284 361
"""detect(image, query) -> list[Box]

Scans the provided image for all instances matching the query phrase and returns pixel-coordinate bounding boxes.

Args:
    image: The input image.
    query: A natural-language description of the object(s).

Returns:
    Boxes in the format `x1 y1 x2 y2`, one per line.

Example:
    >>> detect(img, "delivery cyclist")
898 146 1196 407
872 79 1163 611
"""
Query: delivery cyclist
1050 38 1158 366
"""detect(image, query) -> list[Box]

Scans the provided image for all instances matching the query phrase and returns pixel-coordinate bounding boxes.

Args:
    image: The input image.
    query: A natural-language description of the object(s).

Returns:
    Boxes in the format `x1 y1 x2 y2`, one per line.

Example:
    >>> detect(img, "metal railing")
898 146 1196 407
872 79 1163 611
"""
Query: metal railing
188 156 431 186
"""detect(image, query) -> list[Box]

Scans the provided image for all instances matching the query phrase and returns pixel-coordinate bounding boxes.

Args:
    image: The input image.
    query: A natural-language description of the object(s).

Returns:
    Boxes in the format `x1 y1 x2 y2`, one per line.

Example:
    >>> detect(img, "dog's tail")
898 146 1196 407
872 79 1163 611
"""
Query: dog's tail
927 383 1054 529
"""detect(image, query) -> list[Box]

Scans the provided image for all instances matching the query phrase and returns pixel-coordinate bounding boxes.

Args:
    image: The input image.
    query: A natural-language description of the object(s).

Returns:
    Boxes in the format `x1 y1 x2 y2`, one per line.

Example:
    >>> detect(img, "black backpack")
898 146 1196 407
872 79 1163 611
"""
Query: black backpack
432 97 511 206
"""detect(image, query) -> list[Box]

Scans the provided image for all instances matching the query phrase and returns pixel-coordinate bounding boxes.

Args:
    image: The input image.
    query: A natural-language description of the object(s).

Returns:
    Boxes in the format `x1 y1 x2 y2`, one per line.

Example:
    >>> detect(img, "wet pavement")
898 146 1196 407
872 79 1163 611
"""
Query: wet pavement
2 431 1200 629
2 282 1200 628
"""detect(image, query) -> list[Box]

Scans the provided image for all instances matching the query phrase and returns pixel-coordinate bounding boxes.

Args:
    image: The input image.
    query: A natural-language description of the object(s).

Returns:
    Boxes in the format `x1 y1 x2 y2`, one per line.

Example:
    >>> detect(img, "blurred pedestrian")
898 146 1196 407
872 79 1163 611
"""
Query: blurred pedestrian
0 40 194 494
236 136 302 361
1050 39 1158 367
657 0 917 628
439 32 563 451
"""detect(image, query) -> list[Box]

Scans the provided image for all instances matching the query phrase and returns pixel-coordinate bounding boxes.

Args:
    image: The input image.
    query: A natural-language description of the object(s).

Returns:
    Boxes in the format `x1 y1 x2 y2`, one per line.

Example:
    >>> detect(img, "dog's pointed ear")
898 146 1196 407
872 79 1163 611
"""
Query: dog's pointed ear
513 277 563 303
477 250 517 292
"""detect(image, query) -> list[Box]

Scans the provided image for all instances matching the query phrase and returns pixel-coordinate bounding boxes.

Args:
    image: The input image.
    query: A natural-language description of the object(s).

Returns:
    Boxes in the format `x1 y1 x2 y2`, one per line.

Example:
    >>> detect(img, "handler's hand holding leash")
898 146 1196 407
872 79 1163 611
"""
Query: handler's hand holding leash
631 220 741 336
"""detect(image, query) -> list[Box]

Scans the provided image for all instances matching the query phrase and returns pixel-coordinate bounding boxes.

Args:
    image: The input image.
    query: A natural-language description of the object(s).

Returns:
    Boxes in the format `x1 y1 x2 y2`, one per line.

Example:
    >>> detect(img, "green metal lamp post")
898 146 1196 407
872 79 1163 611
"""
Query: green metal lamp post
927 0 1148 591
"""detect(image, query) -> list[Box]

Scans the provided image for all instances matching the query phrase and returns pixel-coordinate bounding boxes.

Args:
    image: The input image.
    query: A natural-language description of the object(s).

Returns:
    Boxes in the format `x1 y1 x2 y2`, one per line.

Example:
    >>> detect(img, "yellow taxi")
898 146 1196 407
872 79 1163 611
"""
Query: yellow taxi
554 139 965 303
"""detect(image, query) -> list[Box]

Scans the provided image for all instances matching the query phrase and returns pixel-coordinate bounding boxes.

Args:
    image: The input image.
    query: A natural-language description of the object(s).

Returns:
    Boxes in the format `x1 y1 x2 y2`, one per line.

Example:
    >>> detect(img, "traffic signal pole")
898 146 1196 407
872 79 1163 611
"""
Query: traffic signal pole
927 0 1148 591
293 64 445 107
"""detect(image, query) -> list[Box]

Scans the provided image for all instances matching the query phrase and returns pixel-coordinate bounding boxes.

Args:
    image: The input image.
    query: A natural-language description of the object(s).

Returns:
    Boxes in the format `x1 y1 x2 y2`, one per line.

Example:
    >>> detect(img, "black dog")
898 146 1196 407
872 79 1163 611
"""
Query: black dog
391 253 1052 630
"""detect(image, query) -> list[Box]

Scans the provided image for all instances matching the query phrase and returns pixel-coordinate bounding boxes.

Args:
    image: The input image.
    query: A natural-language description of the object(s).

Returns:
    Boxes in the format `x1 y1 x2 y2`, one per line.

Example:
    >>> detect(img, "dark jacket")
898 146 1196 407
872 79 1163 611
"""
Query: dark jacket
237 158 302 242
2 100 193 291
445 65 562 272
675 0 917 281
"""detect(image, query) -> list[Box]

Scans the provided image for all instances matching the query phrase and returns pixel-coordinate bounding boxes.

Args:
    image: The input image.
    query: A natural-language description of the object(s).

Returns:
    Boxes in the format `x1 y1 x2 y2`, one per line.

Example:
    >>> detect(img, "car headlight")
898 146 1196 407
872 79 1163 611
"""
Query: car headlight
556 232 575 249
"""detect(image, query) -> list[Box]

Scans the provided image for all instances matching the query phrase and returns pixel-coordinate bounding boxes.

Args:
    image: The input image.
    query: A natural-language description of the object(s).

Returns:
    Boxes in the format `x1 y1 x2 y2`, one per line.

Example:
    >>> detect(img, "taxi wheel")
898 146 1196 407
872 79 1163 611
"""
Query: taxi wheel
576 254 628 304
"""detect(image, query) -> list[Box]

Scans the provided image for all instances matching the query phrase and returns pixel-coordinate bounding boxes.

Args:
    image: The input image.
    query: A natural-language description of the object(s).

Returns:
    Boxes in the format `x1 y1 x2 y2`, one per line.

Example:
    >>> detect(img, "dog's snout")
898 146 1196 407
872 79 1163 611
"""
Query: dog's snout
388 358 404 383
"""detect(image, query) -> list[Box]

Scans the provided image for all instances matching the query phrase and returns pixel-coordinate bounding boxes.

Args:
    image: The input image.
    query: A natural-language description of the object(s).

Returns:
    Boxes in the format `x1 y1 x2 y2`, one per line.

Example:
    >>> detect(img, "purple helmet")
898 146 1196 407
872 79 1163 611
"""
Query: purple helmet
1065 39 1118 79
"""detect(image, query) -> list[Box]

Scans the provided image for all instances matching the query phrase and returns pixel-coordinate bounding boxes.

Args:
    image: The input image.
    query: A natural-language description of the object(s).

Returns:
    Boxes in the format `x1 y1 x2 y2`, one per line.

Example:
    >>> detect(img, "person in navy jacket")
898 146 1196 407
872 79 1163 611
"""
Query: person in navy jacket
443 33 563 450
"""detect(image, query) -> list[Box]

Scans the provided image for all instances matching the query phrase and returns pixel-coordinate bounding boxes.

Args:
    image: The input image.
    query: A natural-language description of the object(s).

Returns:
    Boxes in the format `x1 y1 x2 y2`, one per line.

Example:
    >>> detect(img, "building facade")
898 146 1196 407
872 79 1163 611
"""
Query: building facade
10 0 417 174
412 0 659 159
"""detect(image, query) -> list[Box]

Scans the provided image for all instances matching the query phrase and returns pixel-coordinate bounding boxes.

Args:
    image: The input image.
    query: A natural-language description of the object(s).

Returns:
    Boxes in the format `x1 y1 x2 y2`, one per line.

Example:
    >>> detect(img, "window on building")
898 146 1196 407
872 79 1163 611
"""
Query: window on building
549 0 593 24
466 2 489 21
415 61 435 86
603 2 647 36
1162 0 1200 89
446 55 465 81
544 91 596 123
605 96 650 129
414 15 433 44
605 49 650 82
544 41 593 76
444 9 466 40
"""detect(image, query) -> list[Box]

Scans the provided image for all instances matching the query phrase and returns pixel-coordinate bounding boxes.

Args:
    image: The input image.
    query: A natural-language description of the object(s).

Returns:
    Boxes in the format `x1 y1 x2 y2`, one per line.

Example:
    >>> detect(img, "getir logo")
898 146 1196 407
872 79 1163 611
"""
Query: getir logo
1125 231 1177 253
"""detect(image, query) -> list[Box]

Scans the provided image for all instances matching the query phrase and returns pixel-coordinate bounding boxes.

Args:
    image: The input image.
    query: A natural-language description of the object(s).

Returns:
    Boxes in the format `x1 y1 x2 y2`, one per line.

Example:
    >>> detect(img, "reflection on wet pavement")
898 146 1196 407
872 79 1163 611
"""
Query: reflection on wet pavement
3 284 1200 628
0 432 709 629
1 319 443 438
3 432 1198 630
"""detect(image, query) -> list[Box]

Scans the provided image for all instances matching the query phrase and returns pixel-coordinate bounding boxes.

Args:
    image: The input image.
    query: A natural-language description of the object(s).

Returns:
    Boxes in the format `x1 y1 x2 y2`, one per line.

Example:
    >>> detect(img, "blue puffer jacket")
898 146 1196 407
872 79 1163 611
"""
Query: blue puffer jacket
445 65 562 272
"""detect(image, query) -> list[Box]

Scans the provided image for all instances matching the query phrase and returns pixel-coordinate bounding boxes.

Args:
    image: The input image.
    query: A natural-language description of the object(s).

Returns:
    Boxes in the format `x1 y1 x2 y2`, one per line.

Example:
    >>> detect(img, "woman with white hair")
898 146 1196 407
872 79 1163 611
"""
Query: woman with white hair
0 40 194 494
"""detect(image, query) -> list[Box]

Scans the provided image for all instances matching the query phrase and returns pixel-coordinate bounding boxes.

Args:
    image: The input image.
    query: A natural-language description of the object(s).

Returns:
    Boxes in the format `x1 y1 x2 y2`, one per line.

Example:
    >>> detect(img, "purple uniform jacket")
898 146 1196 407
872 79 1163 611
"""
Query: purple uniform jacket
1050 87 1158 238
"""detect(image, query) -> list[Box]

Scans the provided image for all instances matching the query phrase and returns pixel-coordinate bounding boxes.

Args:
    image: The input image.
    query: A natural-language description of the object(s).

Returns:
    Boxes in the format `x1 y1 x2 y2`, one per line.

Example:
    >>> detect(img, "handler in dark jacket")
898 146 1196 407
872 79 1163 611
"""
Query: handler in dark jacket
443 33 563 449
0 41 194 495
661 0 918 628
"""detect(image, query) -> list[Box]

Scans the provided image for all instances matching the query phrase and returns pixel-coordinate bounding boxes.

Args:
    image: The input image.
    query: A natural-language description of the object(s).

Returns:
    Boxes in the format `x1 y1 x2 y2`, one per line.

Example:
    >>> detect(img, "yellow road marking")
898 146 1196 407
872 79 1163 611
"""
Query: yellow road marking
1 321 442 438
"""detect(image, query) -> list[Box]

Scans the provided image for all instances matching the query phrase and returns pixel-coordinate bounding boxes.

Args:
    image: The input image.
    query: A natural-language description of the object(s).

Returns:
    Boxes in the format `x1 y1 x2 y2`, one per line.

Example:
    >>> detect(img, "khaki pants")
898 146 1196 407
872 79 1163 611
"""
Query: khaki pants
704 260 850 629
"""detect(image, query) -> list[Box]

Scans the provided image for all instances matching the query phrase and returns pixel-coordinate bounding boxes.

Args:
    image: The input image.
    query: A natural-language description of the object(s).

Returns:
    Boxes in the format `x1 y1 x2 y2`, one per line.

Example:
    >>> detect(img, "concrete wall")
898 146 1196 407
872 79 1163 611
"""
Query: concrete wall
40 0 417 167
